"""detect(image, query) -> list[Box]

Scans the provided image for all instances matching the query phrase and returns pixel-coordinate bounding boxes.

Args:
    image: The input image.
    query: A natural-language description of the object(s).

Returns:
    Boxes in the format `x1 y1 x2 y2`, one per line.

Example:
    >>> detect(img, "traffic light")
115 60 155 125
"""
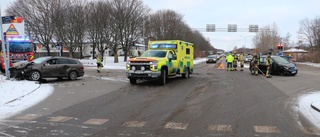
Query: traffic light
277 44 283 50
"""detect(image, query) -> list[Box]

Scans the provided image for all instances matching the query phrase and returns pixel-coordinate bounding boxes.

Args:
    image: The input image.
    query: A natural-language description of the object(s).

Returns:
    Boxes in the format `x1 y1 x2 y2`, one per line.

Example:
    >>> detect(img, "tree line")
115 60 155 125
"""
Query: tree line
5 0 214 62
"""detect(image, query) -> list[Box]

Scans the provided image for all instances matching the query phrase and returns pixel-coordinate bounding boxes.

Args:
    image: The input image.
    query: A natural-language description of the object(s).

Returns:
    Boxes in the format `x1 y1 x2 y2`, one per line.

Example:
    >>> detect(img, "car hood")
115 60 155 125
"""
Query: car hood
279 62 296 68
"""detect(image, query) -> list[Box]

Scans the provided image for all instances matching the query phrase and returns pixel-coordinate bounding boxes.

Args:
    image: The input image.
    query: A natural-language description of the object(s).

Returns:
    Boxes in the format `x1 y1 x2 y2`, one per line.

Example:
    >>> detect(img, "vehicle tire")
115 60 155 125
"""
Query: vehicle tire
29 70 41 81
182 68 189 78
130 79 137 84
158 69 167 85
68 71 78 80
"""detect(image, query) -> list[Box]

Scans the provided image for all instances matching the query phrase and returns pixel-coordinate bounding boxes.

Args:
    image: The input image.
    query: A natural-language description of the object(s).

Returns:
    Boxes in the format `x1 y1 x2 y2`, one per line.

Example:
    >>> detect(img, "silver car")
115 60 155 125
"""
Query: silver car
25 56 84 81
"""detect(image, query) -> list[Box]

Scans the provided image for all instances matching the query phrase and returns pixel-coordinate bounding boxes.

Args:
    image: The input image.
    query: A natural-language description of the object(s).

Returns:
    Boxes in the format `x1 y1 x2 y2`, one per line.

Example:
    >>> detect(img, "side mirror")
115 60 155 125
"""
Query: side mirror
172 54 177 60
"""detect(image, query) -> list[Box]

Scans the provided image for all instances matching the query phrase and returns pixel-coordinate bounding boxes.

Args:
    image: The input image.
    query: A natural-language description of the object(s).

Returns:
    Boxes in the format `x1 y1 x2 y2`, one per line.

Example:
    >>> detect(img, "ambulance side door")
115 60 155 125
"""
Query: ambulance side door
168 51 178 75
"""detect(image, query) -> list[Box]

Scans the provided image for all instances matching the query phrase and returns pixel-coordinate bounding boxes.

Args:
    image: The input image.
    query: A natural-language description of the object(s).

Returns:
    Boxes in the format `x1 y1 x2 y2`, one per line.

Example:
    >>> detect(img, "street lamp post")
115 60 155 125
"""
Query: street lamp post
240 35 251 54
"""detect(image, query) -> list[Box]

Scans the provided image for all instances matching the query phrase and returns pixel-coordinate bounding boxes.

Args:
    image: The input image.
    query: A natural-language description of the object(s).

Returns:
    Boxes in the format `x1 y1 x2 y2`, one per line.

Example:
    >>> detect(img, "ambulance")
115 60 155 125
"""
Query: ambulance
126 40 194 85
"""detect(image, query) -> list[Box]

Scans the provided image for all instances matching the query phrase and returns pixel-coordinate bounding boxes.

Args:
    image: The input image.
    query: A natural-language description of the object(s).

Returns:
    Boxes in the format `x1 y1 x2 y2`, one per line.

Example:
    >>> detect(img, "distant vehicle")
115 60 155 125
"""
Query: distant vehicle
10 56 84 81
206 55 219 63
249 55 298 76
280 56 296 65
245 55 253 63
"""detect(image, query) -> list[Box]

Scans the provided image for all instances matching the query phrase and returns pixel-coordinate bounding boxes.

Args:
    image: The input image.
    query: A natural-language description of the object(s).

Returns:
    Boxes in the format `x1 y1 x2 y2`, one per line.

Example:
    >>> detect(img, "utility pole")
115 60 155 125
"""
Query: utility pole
240 35 251 54
0 7 10 80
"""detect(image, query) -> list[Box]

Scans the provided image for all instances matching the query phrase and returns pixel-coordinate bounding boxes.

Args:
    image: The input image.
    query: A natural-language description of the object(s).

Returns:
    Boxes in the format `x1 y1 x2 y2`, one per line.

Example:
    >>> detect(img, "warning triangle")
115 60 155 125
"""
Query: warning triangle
218 62 225 70
6 24 19 35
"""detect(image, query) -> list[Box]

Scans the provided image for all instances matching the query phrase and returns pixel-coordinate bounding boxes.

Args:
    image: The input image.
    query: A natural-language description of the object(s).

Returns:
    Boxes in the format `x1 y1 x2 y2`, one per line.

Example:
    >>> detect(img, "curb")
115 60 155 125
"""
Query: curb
311 101 320 113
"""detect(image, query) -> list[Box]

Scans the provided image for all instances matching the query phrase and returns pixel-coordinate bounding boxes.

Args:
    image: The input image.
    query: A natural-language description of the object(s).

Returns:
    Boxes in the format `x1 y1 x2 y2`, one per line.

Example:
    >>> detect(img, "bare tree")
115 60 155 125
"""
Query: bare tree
299 17 320 50
252 24 280 54
6 0 59 55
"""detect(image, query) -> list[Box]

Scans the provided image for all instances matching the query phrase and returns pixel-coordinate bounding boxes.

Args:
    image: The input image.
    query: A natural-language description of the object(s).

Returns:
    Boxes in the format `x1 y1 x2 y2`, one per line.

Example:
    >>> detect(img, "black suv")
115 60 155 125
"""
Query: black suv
249 55 298 76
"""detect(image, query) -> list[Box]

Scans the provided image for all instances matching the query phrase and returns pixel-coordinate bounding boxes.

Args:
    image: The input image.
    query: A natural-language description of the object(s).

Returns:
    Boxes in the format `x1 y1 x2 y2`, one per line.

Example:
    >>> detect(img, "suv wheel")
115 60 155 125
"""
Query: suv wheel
29 71 41 81
68 71 78 80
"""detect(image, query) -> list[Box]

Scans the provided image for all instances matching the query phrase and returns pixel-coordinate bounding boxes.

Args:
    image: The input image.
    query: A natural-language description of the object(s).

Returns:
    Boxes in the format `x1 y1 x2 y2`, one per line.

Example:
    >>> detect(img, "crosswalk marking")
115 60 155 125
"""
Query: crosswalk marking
254 126 281 133
15 114 40 120
83 119 109 125
47 116 73 123
164 122 188 130
208 124 232 132
122 121 146 127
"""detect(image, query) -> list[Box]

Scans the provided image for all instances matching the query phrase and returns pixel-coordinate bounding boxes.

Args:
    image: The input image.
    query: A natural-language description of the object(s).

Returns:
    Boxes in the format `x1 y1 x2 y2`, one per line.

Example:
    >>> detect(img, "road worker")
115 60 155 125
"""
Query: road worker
96 55 103 73
226 52 234 71
233 51 238 71
251 53 259 75
239 52 245 71
265 52 272 78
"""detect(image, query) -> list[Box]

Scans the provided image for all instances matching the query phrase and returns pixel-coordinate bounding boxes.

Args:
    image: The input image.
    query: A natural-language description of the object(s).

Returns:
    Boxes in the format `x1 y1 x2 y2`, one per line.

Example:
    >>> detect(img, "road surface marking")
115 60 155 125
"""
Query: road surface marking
15 114 40 120
48 116 73 122
254 126 281 133
122 121 146 127
208 124 232 132
83 119 109 125
164 122 188 130
303 127 320 135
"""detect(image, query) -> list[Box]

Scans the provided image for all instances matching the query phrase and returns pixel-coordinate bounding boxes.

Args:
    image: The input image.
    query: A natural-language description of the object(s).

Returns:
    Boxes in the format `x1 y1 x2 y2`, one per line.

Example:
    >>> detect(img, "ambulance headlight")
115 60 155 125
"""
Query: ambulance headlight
132 66 136 71
141 66 145 71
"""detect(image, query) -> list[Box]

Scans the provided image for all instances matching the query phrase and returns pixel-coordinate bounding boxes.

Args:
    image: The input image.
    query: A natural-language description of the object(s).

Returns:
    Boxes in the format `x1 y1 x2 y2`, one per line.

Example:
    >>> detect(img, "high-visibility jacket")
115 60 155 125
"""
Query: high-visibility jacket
266 56 272 65
226 54 234 63
96 57 102 64
239 54 244 61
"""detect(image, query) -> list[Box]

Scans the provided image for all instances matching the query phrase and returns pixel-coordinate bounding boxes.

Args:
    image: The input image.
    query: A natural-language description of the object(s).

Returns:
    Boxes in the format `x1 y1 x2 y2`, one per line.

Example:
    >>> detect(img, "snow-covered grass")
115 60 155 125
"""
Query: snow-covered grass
0 77 54 120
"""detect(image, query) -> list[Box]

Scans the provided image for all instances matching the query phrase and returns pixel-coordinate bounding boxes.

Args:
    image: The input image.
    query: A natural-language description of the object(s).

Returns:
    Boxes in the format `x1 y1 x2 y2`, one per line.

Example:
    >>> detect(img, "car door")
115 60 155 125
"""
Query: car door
56 58 71 76
41 58 59 77
259 57 267 73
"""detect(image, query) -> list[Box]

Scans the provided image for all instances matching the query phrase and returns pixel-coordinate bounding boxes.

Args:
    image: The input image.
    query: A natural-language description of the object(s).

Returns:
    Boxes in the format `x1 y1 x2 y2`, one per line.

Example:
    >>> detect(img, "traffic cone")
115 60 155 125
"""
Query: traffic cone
218 62 225 70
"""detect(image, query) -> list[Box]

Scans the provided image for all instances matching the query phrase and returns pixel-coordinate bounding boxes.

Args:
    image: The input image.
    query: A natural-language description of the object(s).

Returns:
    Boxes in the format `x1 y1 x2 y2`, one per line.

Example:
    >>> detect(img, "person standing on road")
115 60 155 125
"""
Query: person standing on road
265 52 272 78
239 52 245 71
233 51 238 71
251 53 259 75
226 52 234 71
96 55 103 73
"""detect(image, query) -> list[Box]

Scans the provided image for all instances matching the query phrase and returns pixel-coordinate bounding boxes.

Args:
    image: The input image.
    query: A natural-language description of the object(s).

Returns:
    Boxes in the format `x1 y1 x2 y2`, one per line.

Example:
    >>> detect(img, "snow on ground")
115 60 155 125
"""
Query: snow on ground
298 62 320 68
0 76 54 120
0 56 319 124
298 92 320 129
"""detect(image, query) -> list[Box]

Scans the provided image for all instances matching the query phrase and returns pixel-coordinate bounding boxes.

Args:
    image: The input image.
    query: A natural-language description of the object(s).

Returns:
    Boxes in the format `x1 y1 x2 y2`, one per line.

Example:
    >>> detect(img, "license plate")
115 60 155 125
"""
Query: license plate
135 71 143 74
292 71 296 74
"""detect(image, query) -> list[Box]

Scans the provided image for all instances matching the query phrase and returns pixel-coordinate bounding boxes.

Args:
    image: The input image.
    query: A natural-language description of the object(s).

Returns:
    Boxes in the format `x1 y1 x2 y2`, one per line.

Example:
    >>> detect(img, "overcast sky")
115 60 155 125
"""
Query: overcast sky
2 0 320 51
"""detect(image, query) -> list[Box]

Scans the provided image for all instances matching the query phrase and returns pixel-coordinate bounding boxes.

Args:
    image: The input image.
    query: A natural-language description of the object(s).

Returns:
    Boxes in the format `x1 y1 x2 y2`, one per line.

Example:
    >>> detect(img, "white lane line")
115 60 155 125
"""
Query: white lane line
208 124 232 132
15 114 41 121
47 116 73 123
254 126 281 133
83 119 109 125
164 122 188 130
122 121 146 128
0 131 15 137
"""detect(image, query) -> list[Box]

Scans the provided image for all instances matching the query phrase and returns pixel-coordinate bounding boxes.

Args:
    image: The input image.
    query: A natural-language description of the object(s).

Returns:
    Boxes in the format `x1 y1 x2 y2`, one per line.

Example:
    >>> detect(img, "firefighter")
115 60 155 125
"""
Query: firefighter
251 53 259 75
233 51 238 71
239 52 245 71
96 55 103 73
226 52 234 71
266 52 272 78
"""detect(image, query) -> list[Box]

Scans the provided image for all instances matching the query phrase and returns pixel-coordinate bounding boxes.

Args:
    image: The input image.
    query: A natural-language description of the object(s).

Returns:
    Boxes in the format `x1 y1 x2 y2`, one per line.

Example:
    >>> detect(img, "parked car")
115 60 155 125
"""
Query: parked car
249 55 298 76
245 55 253 63
280 55 296 65
206 55 219 63
10 56 84 81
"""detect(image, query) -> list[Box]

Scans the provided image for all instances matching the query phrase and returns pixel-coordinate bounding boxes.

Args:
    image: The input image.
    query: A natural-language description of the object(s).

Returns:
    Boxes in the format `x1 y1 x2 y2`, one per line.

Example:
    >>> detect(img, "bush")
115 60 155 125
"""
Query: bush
301 50 320 63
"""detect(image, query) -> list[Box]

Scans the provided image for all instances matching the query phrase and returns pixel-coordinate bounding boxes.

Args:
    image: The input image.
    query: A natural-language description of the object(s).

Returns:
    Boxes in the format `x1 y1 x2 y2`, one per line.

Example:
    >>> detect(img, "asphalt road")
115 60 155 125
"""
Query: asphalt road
1 63 320 137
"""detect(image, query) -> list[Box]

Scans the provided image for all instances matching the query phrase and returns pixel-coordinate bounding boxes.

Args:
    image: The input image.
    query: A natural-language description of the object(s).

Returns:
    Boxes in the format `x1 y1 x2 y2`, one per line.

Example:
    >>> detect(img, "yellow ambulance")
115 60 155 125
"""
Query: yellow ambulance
126 40 194 85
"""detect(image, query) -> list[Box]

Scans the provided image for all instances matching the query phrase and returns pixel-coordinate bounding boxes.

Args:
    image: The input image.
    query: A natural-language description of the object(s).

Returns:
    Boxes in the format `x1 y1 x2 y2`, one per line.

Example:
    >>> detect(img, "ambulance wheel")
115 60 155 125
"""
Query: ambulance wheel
182 68 189 78
158 69 167 85
130 78 137 84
